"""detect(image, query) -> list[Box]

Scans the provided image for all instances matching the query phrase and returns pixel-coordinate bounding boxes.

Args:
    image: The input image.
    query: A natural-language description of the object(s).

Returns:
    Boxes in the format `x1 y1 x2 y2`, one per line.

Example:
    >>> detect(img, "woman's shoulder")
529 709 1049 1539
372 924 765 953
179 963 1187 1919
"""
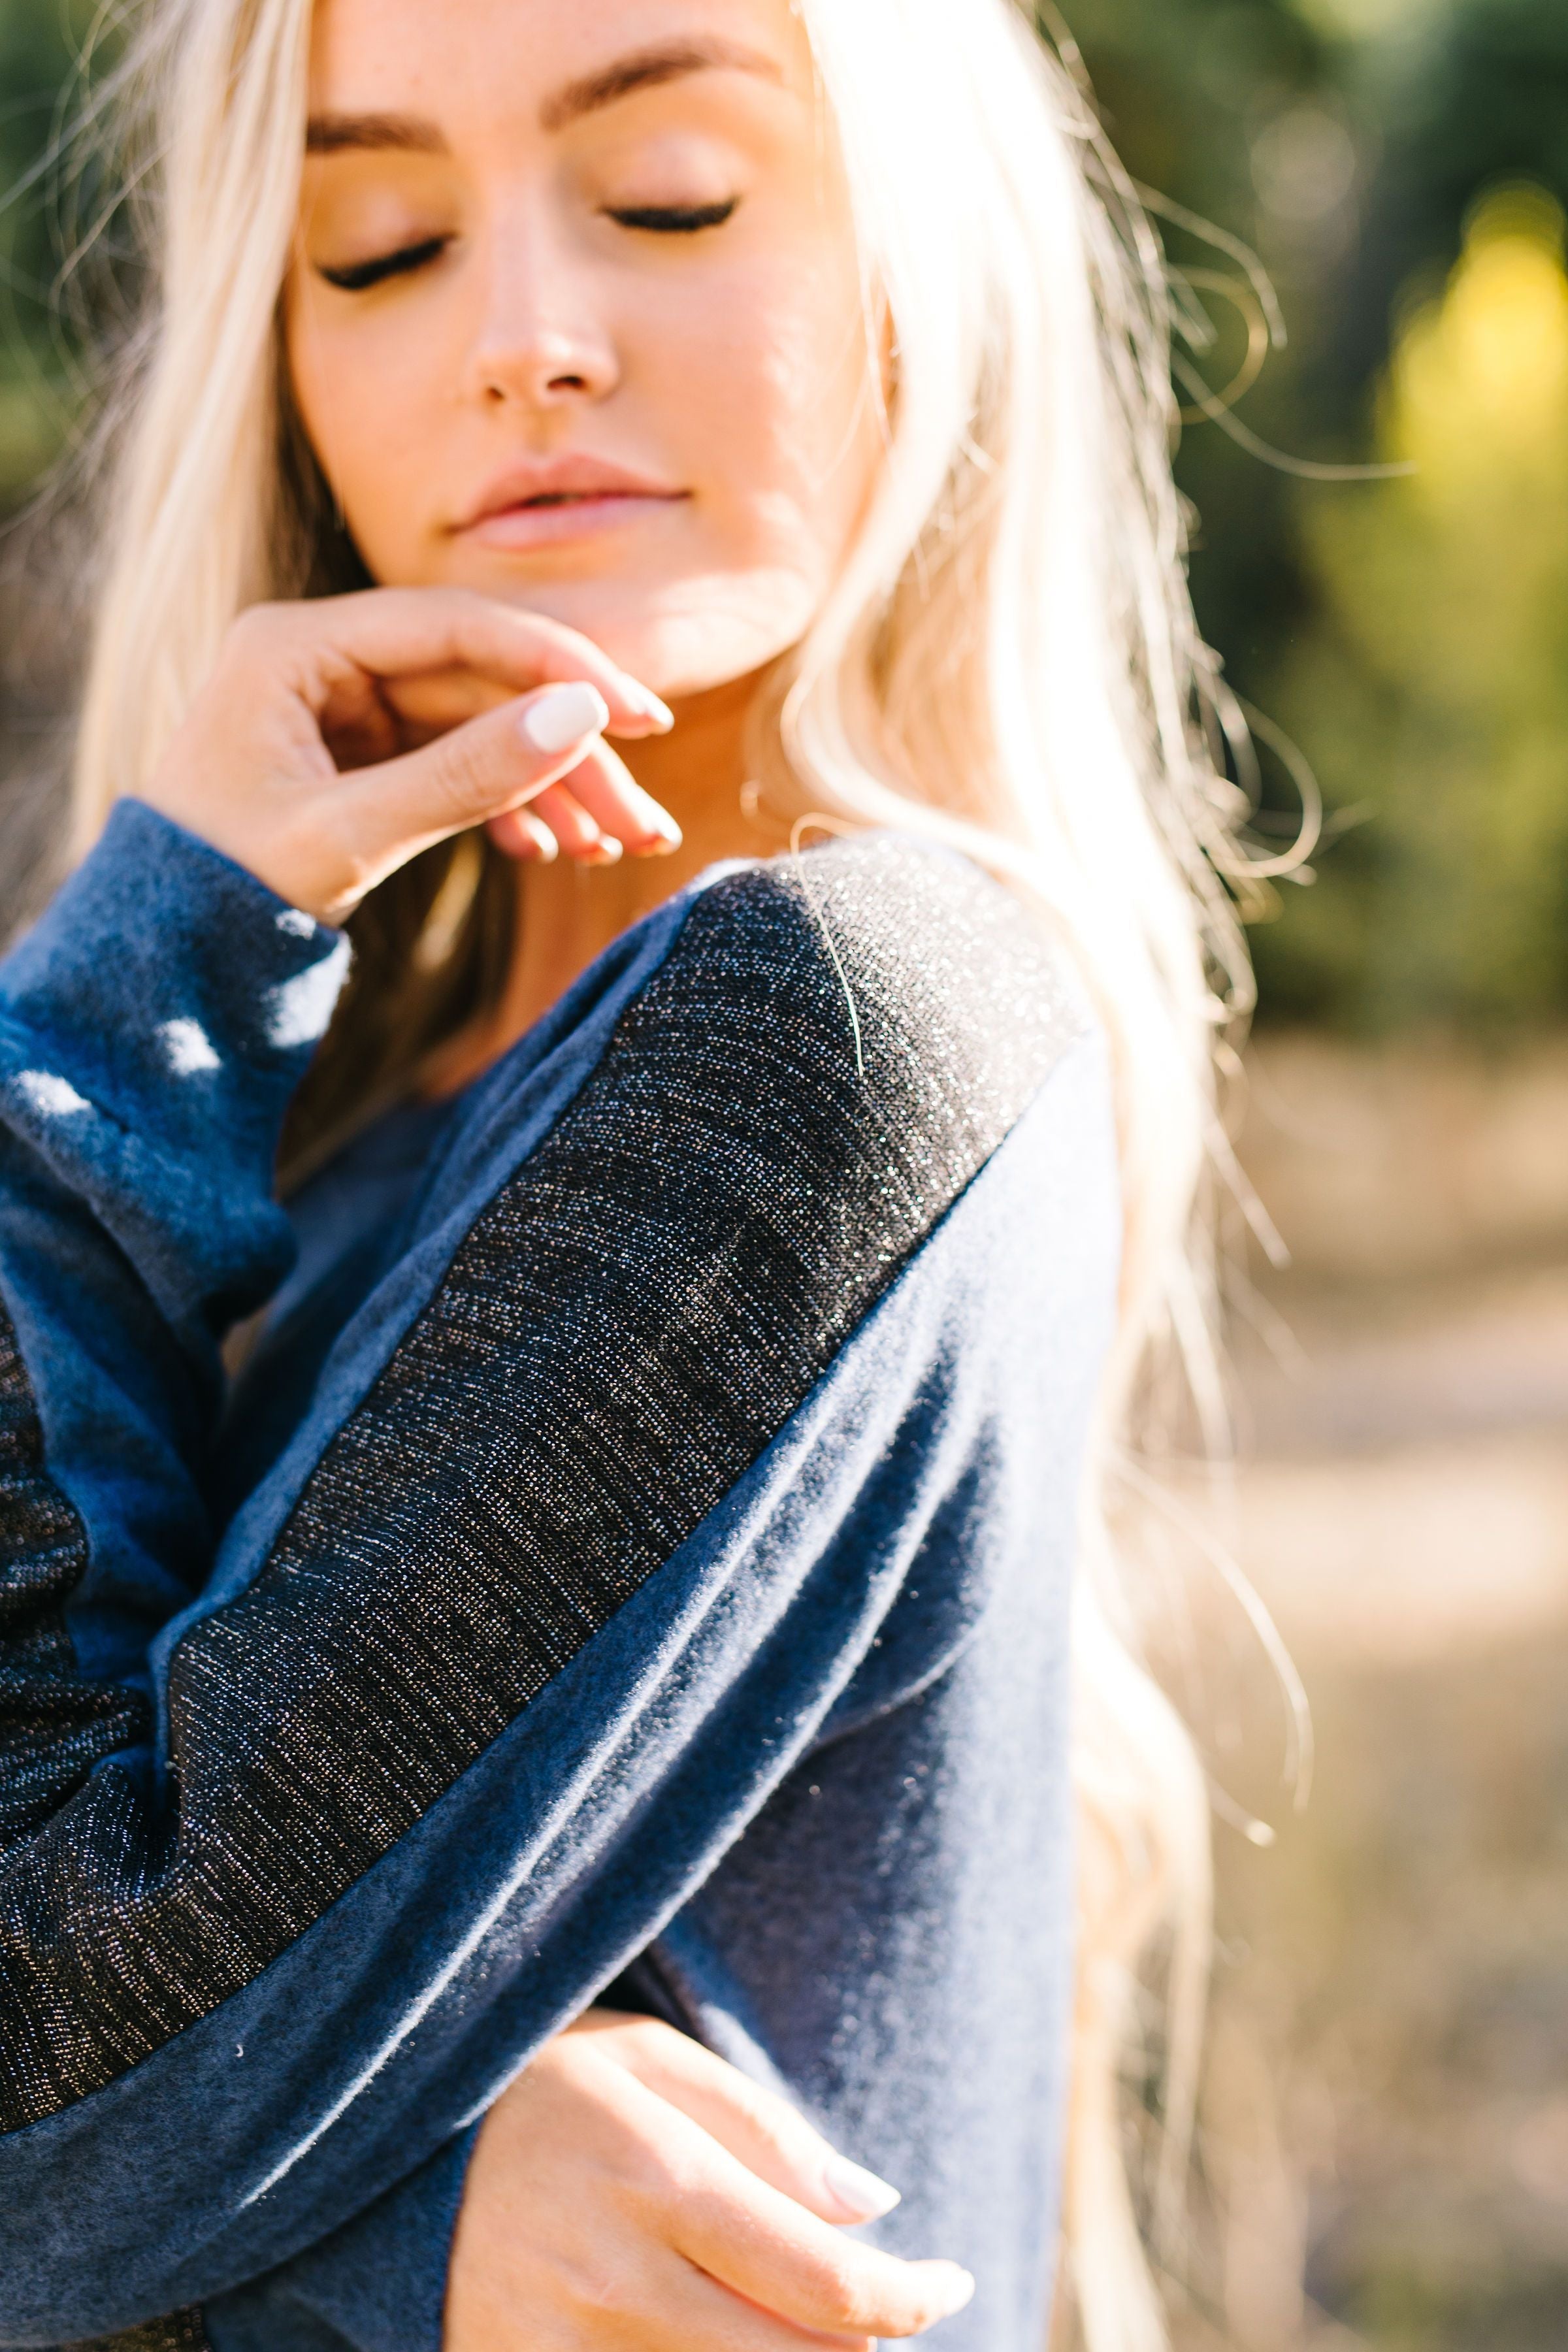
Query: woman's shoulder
414 828 1107 1359
612 828 1095 1145
468 829 1107 1316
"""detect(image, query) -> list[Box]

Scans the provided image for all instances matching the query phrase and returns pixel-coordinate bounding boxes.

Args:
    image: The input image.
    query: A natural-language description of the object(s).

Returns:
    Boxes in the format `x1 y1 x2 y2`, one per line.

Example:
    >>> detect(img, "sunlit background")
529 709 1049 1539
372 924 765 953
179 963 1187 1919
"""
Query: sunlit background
3 1 1567 2345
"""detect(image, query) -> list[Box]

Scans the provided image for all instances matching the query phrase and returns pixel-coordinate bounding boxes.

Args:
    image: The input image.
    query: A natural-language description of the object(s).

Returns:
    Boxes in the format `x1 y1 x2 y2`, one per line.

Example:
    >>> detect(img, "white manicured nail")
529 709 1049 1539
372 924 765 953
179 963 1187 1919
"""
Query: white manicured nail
823 2153 902 2221
517 814 558 862
936 2268 976 2315
519 681 610 755
621 678 675 731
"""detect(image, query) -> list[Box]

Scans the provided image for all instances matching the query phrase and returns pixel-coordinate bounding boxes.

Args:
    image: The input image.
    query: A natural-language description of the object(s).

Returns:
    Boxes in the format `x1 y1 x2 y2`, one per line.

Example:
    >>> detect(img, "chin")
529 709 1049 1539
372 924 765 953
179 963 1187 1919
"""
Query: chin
475 570 820 706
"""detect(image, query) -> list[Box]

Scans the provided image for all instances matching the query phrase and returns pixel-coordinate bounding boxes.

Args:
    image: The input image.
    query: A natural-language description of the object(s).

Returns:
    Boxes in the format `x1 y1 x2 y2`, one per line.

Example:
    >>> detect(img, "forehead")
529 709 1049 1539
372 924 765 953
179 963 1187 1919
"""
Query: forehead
307 0 813 121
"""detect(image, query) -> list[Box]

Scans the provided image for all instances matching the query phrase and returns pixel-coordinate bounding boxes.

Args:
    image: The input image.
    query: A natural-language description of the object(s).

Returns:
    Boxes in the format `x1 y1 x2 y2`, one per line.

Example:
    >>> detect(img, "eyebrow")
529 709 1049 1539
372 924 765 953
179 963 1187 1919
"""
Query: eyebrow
305 111 446 156
538 38 785 131
305 39 784 155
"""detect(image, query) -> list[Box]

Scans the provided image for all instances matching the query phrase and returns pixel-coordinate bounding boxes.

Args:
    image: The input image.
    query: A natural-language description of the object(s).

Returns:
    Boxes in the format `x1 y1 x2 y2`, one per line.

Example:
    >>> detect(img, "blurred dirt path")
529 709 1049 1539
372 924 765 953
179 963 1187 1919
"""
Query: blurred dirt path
1232 1266 1568 1666
1232 1036 1568 1667
1181 1040 1568 2352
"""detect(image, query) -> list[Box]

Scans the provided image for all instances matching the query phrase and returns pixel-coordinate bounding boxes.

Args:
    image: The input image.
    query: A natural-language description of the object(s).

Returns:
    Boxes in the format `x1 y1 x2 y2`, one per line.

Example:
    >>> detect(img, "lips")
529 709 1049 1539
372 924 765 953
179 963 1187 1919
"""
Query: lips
452 455 688 548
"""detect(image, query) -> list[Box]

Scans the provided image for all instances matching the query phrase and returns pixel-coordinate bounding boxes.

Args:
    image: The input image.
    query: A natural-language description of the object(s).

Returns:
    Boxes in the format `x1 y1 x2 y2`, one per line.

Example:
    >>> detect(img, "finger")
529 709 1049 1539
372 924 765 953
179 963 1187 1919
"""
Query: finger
527 781 622 864
589 2018 896 2225
681 2181 974 2340
380 663 673 745
553 741 682 857
341 681 612 887
627 2097 973 2340
487 807 559 862
266 587 672 736
636 2245 876 2352
674 2158 973 2342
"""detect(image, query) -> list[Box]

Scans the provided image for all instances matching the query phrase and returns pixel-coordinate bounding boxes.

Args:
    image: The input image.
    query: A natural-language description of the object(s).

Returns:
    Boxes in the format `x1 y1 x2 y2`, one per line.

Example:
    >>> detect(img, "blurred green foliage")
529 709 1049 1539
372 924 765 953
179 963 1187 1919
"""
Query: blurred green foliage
1 0 1566 1030
1274 189 1568 1026
1068 0 1568 1033
0 0 102 498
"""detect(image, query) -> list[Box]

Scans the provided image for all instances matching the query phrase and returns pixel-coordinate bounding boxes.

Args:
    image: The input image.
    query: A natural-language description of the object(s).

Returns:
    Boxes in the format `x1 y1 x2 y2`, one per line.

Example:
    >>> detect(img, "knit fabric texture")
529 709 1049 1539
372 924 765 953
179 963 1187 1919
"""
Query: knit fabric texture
0 805 1117 2352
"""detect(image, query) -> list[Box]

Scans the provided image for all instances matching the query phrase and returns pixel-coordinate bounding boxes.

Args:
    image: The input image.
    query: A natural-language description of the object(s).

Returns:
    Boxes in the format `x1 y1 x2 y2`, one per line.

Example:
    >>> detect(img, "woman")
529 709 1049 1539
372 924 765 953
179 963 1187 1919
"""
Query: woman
0 0 1238 2345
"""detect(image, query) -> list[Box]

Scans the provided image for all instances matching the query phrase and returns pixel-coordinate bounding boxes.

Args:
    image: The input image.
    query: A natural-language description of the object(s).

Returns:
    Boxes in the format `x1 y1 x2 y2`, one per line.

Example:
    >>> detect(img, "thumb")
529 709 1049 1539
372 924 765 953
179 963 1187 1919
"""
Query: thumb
346 679 610 867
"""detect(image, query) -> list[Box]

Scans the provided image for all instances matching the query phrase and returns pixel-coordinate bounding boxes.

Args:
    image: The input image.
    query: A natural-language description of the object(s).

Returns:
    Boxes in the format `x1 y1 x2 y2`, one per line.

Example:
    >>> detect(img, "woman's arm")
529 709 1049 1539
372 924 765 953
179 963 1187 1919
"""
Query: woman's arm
0 796 350 1803
218 2012 962 2352
0 584 674 1778
0 590 1086 2342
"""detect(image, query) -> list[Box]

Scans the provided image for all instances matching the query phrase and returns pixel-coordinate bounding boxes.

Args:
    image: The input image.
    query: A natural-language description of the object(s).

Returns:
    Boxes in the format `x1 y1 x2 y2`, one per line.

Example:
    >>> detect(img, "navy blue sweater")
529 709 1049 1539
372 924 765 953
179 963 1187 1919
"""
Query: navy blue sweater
0 804 1117 2352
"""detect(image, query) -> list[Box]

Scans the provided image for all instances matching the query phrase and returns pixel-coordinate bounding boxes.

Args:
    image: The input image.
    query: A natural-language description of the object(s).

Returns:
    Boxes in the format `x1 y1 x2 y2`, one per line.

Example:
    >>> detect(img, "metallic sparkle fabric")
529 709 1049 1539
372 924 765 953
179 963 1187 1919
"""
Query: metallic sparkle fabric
0 813 1107 2351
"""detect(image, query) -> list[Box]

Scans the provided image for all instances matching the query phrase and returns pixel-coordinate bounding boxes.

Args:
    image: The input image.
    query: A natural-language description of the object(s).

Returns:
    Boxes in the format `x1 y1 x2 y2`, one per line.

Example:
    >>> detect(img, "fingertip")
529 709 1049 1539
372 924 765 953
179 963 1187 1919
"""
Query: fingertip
489 809 558 862
575 835 623 867
615 676 675 732
928 2263 976 2317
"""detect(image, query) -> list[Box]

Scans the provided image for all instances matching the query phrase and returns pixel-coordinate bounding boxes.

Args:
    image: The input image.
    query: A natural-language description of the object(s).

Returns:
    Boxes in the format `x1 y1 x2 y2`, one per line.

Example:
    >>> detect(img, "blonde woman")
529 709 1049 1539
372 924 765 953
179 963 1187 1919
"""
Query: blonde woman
0 0 1234 2347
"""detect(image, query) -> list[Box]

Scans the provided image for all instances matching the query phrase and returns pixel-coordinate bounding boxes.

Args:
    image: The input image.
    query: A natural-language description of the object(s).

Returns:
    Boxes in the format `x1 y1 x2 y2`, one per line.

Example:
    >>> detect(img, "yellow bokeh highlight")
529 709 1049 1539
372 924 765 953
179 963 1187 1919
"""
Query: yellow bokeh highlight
1276 178 1568 1023
1382 188 1568 492
1293 0 1443 39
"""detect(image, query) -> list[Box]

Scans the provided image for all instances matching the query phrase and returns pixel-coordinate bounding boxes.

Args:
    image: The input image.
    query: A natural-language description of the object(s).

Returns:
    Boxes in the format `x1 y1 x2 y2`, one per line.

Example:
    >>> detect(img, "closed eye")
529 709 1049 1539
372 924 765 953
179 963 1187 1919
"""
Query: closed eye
604 199 739 234
317 235 449 291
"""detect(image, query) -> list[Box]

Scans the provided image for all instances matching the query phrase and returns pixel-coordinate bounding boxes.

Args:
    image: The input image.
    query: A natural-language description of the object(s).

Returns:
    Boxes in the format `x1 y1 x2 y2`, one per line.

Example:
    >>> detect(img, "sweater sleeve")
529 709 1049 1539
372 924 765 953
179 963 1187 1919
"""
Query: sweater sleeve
0 817 1096 2350
0 798 349 1818
202 2125 480 2352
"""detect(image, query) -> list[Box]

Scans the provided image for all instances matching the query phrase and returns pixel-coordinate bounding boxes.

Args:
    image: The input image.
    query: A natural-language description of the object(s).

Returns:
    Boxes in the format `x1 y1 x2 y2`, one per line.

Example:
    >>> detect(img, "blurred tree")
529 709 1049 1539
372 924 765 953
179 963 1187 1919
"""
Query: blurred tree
0 0 102 499
1064 0 1347 680
1328 0 1568 389
1268 188 1568 1024
1066 0 1568 1030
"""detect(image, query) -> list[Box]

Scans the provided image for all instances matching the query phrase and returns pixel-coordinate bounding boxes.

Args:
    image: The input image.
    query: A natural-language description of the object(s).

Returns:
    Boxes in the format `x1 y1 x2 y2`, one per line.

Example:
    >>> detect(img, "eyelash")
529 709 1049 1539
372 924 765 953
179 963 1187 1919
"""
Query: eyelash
318 235 449 291
315 197 738 289
317 197 738 292
604 199 740 234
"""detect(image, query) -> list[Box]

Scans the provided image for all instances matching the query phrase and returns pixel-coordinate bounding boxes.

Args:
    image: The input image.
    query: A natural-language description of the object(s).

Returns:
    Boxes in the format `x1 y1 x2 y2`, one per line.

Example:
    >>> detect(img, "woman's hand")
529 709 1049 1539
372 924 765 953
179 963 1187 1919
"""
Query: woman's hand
446 2012 975 2351
140 588 683 925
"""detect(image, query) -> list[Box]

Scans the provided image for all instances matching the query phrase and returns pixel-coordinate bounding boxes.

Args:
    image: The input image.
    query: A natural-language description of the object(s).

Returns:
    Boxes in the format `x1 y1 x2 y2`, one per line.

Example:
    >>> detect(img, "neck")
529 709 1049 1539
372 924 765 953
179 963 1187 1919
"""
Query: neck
426 665 794 1094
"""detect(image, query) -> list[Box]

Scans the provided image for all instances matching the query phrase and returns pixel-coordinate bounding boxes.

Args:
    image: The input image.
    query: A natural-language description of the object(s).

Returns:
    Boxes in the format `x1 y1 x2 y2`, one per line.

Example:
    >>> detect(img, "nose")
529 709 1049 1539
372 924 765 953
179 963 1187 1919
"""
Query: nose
462 216 619 413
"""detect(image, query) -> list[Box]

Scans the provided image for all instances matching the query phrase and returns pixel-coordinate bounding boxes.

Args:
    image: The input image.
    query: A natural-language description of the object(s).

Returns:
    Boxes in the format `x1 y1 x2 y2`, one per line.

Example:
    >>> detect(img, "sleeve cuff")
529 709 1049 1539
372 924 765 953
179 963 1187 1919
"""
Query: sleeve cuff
0 798 350 1164
204 2125 480 2352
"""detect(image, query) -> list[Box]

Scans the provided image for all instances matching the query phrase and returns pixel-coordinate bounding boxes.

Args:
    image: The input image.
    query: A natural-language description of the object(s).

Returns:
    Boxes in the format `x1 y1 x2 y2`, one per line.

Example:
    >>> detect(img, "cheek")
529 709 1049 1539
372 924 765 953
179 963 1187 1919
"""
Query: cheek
647 262 878 578
551 264 880 696
286 296 451 564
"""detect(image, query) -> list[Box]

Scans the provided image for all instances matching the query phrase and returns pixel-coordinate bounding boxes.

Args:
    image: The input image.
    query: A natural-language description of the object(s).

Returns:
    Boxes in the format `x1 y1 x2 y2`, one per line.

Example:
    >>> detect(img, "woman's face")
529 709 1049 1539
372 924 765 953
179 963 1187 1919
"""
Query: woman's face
286 0 881 699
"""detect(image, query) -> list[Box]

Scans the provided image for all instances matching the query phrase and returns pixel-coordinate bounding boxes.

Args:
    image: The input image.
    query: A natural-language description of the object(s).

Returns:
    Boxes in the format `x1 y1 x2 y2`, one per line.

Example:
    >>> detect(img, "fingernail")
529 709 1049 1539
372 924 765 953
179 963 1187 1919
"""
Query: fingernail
519 681 610 755
936 2268 976 2315
619 678 675 731
940 2258 973 2314
823 2154 902 2222
581 836 623 866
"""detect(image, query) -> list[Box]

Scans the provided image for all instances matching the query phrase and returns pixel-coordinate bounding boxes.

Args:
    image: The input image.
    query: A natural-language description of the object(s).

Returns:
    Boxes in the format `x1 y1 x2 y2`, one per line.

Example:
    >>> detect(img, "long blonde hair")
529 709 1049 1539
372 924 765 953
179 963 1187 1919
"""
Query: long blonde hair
67 1 1262 2341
